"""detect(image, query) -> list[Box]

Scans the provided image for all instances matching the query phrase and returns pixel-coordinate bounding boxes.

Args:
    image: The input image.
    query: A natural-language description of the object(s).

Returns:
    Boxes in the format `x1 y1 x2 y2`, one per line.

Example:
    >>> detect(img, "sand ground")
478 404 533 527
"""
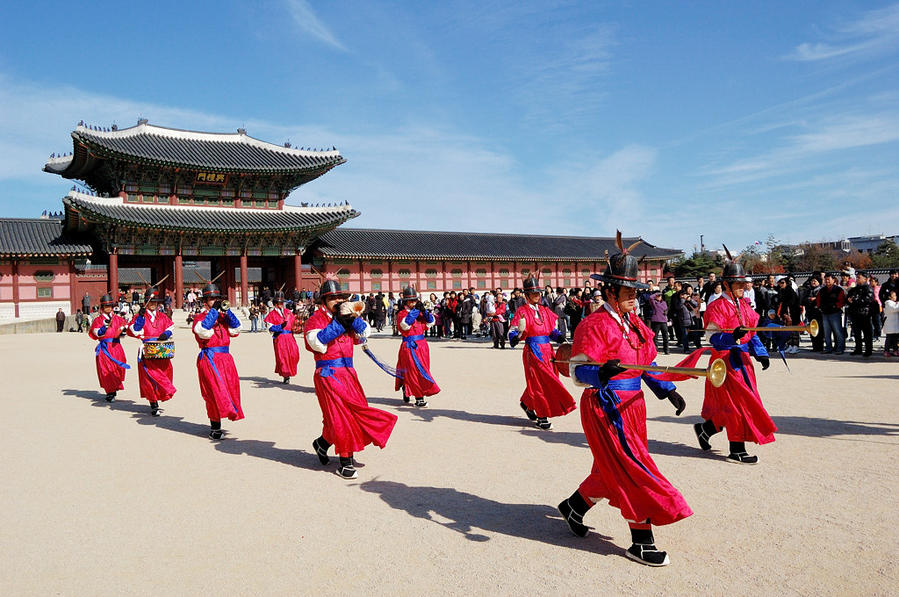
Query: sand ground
1 323 897 596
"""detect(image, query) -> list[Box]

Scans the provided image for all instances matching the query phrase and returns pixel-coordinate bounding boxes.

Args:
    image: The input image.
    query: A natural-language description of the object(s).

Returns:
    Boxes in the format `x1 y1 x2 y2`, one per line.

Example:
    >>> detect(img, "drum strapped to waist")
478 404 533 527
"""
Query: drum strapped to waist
142 340 175 360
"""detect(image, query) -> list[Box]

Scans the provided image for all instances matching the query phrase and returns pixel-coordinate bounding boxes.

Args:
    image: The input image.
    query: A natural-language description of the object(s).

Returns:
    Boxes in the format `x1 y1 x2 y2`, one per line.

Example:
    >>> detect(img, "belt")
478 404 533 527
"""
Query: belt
525 335 550 363
315 357 354 378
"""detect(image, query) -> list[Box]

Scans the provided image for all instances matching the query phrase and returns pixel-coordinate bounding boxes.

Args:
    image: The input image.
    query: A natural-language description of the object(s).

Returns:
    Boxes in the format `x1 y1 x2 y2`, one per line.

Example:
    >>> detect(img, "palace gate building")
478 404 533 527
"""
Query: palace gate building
0 120 681 320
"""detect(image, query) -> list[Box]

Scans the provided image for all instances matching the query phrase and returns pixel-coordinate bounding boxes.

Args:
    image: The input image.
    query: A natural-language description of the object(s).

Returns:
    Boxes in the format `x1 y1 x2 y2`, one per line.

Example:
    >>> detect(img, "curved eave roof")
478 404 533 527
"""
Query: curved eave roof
0 218 93 257
62 192 359 234
315 228 683 262
45 122 346 175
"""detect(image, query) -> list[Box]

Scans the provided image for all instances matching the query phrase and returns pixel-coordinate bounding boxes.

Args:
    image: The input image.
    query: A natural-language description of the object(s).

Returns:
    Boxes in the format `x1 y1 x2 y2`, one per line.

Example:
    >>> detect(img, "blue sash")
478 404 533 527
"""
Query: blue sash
525 335 550 363
728 344 753 388
96 338 130 370
591 376 654 479
198 346 238 413
315 357 354 378
402 335 435 383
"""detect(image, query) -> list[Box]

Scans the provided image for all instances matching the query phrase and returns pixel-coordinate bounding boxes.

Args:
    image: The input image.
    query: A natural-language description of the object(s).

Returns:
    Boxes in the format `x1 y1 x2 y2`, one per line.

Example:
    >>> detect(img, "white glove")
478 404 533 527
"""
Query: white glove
339 301 357 317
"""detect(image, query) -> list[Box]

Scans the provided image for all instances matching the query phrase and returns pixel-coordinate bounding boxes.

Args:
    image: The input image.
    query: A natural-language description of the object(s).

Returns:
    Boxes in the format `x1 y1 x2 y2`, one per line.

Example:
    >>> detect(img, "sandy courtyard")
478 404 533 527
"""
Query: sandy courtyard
1 324 897 596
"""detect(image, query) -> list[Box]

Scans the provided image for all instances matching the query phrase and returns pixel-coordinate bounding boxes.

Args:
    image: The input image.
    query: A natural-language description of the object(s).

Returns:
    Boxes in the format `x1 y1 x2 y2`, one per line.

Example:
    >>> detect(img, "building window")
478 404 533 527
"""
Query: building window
499 268 510 289
451 268 462 289
398 268 411 279
337 271 350 291
541 267 552 279
372 281 382 291
562 268 572 287
33 270 55 282
475 268 487 289
425 268 437 290
370 269 383 279
521 268 530 279
37 287 53 298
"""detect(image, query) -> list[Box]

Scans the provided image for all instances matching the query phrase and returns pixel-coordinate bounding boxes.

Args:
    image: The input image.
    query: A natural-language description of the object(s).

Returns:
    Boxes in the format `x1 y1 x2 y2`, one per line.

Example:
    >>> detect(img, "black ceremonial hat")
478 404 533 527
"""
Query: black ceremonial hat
319 279 347 299
401 286 419 300
202 284 221 299
144 287 161 303
100 293 115 306
590 231 650 290
721 245 752 282
522 275 541 294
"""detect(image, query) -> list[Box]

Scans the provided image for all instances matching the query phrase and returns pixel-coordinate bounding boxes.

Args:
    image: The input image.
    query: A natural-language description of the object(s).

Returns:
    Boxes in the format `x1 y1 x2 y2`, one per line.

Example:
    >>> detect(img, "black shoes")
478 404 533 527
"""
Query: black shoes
415 398 428 408
520 402 538 421
282 377 290 384
312 437 330 465
150 401 161 417
105 392 116 403
727 451 759 465
535 418 552 430
208 429 223 440
626 543 670 567
558 499 590 537
403 395 411 404
694 423 712 451
336 457 358 479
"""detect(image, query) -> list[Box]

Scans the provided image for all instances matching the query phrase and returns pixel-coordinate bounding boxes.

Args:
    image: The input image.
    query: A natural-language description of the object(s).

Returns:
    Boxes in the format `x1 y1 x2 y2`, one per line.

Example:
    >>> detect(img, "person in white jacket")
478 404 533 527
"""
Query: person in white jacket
883 289 899 357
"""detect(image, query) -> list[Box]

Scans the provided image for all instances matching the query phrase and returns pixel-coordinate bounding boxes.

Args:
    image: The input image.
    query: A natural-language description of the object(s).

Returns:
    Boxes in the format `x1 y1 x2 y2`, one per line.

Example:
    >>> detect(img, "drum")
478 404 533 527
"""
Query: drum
142 340 175 360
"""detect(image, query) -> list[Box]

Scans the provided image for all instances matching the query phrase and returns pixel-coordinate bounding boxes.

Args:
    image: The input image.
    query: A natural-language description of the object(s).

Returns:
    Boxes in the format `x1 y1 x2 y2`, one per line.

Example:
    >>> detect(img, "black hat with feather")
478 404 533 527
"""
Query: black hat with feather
590 230 650 289
721 244 752 283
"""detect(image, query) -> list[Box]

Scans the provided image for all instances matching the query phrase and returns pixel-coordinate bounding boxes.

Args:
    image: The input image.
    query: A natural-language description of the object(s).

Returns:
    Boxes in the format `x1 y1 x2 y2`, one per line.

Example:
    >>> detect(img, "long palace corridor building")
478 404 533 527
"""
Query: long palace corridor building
0 120 681 319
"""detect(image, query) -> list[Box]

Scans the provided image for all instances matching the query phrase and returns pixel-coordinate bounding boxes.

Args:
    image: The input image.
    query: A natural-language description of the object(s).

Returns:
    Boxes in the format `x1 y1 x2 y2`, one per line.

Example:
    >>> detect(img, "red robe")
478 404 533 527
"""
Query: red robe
395 308 441 398
701 296 777 444
128 310 177 403
193 309 243 422
89 313 129 394
512 304 575 418
304 307 397 456
571 307 692 526
264 307 300 377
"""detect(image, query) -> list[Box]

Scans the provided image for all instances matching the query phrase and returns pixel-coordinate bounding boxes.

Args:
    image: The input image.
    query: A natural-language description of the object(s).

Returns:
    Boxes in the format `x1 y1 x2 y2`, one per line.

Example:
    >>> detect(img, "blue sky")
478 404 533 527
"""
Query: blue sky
1 1 897 254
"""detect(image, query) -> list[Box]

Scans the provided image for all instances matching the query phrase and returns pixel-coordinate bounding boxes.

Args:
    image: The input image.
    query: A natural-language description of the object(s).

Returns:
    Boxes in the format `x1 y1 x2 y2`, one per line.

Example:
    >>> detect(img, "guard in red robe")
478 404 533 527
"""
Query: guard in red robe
88 293 130 402
304 280 397 479
508 276 575 430
693 257 775 464
192 283 243 439
557 234 690 567
264 290 300 384
128 286 176 416
395 286 440 407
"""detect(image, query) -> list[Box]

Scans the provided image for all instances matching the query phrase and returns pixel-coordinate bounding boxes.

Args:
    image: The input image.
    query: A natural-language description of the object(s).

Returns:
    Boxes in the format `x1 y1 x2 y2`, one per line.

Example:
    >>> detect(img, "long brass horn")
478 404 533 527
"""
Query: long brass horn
706 320 819 337
553 343 727 388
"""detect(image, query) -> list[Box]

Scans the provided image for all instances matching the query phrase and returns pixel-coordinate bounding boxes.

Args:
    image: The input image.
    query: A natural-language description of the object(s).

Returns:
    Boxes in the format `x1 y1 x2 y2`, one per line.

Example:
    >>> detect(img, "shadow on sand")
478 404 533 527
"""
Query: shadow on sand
358 478 620 556
366 395 530 427
61 388 325 472
517 427 719 460
651 413 899 440
240 375 316 394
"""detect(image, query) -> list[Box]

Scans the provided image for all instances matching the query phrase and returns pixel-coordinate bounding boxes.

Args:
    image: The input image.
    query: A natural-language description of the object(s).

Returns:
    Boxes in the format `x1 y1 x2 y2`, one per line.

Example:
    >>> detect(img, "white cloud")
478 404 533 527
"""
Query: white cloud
0 74 658 240
786 3 899 62
284 0 346 52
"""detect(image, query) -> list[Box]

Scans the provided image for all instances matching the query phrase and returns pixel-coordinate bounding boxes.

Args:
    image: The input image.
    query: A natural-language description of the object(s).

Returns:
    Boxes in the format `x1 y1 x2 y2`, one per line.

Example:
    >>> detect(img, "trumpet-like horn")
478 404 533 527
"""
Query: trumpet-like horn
705 320 819 337
553 343 727 388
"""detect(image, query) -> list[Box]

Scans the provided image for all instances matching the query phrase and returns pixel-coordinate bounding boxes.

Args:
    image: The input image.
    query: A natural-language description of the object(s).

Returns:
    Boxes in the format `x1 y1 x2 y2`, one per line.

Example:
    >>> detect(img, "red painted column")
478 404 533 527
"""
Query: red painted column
294 253 303 295
174 252 184 309
109 250 119 297
68 259 78 314
226 257 237 305
240 252 249 307
12 258 20 318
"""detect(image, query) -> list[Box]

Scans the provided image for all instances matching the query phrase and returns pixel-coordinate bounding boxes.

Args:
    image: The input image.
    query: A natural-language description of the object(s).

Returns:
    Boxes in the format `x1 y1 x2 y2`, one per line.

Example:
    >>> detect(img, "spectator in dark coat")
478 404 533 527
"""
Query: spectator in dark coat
847 272 877 357
816 273 846 354
56 308 66 332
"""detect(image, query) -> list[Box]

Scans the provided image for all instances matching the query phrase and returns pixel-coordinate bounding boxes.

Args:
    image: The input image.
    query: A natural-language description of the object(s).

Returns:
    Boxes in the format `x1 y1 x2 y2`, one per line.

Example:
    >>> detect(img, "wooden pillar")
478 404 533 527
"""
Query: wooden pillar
226 257 237 305
174 252 184 309
109 250 119 297
68 259 78 314
12 258 20 318
241 252 250 307
293 253 302 296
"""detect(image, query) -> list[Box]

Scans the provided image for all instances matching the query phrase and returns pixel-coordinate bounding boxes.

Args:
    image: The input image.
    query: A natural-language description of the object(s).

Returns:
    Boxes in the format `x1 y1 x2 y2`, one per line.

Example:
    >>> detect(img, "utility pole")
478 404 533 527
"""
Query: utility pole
700 234 705 254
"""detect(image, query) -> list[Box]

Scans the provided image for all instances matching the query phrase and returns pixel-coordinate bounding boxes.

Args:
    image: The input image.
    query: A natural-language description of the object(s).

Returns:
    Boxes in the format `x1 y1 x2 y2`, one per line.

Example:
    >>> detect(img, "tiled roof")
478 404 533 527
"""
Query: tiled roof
0 218 93 257
314 228 682 261
62 191 359 233
45 121 346 174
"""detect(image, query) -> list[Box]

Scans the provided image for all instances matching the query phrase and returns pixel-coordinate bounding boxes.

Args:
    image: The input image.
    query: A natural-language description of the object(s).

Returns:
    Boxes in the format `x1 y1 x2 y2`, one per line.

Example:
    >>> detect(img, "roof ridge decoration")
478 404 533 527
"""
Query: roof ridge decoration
73 121 342 158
